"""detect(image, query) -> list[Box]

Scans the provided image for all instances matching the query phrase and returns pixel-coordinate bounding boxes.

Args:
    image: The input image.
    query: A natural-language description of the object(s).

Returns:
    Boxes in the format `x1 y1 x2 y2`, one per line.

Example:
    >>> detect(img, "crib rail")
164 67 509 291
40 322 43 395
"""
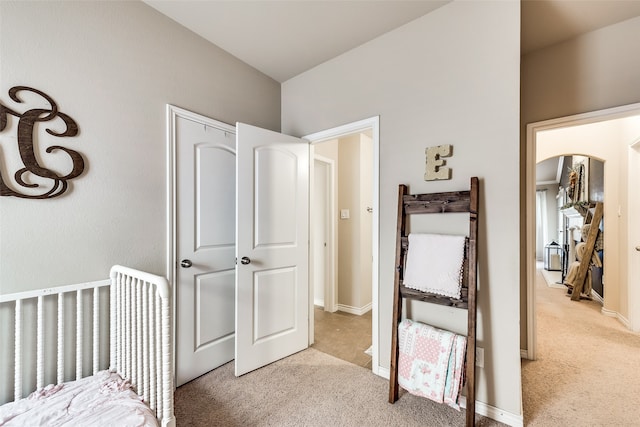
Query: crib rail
109 265 175 427
0 279 110 402
0 266 175 427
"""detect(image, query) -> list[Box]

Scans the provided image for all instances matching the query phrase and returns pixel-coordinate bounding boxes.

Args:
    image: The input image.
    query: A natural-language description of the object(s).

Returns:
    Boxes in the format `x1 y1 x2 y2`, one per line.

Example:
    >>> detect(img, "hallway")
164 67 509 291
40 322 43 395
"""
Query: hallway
312 307 372 369
521 267 640 425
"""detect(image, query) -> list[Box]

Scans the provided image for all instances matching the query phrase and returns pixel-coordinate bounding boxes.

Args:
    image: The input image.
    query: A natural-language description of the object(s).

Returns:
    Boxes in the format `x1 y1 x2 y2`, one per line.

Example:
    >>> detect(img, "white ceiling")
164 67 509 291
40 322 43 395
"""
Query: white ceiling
143 0 640 184
144 0 640 83
143 0 449 83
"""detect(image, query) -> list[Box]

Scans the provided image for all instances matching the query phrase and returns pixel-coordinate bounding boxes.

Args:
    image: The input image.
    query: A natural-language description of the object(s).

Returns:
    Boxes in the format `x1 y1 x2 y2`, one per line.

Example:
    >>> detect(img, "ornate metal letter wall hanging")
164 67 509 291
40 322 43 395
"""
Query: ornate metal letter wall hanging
0 86 85 199
424 144 452 181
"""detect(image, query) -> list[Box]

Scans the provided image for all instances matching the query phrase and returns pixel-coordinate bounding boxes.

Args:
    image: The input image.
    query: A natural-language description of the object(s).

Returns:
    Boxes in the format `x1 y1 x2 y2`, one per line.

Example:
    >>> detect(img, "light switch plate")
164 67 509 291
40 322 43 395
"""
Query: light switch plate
340 209 350 219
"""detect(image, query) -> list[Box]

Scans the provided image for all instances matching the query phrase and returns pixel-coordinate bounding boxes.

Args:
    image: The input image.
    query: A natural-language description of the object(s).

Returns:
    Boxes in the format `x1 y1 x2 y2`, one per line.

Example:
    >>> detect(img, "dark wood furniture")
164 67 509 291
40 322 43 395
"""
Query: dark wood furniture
389 177 479 427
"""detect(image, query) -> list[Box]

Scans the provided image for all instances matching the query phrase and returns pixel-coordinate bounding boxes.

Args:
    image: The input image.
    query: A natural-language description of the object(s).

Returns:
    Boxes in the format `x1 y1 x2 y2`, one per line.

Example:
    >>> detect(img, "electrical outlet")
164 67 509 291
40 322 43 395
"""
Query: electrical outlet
476 347 484 368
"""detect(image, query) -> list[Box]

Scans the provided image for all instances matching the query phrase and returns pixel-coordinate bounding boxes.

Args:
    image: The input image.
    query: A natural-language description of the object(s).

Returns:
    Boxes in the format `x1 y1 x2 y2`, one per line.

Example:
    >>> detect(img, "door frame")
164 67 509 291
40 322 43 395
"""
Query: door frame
525 103 640 360
166 104 236 374
313 154 337 313
304 116 380 374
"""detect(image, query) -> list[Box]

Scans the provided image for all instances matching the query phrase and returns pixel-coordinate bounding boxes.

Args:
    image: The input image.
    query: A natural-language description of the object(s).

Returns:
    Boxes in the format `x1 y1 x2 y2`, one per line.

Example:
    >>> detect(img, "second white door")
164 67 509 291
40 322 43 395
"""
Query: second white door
235 123 310 376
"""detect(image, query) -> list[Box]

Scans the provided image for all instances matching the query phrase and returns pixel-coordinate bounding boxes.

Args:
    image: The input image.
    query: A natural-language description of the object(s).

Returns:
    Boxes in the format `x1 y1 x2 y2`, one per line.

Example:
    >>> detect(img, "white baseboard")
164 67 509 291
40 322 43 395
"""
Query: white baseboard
601 307 631 328
375 366 523 426
591 291 603 304
336 302 372 316
377 366 390 379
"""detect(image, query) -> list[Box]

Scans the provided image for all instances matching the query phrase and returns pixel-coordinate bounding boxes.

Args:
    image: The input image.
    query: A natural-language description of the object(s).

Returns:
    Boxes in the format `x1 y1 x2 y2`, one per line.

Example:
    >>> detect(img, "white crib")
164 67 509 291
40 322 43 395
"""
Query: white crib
0 265 175 427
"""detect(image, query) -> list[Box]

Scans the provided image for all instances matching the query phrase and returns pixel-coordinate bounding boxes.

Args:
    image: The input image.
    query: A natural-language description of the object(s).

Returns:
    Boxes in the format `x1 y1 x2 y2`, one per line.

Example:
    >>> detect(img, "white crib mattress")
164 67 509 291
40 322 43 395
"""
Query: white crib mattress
0 371 158 427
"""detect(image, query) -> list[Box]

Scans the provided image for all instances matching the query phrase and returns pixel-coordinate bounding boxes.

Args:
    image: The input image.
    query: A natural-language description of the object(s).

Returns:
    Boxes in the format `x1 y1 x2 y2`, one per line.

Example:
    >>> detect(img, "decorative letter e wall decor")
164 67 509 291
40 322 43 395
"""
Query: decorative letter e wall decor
424 144 452 181
0 86 85 199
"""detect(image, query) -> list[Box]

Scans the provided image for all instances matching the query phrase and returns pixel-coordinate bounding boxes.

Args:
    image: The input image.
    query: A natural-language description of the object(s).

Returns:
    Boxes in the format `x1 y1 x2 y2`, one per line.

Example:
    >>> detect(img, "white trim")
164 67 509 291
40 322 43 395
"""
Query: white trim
591 290 604 304
601 307 631 328
525 102 640 360
304 116 380 375
377 366 390 379
470 401 524 427
520 349 529 359
336 302 372 316
376 366 523 426
618 313 631 329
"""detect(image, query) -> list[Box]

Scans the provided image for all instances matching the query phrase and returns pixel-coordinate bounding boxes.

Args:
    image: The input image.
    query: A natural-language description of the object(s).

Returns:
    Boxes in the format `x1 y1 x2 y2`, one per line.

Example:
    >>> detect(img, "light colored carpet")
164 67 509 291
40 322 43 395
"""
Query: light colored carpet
175 267 640 426
521 267 640 426
540 268 564 289
175 348 503 426
312 307 372 369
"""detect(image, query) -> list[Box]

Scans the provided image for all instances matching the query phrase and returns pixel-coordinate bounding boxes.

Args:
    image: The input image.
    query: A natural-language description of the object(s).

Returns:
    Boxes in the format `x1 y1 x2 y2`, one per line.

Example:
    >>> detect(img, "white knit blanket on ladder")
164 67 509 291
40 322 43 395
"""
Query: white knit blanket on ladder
403 233 465 299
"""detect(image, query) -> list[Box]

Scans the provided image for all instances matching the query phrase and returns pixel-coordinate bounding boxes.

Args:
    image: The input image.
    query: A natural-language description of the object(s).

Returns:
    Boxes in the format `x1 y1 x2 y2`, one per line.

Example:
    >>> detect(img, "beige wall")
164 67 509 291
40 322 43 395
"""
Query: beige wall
337 135 359 306
283 1 521 418
521 16 640 349
336 134 372 311
0 1 280 294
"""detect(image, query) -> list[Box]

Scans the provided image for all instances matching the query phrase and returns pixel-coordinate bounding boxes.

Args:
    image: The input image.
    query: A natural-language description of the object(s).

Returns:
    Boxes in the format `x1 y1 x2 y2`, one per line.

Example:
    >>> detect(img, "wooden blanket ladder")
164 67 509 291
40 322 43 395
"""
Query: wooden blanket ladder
389 177 479 427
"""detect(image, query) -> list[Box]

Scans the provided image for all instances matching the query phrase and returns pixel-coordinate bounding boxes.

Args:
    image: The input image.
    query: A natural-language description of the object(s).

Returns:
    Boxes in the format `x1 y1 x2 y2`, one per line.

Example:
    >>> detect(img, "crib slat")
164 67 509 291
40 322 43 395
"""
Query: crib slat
148 285 156 412
142 281 150 403
125 275 131 381
136 279 143 392
93 287 100 375
161 291 173 424
110 276 116 372
14 299 22 401
155 287 163 419
76 290 83 380
36 295 44 390
57 293 65 384
127 278 138 390
115 273 122 373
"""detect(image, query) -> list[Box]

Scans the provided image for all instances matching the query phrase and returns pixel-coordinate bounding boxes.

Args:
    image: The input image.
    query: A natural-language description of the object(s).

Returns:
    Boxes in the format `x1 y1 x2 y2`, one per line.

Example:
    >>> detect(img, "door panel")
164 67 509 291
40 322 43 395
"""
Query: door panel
195 270 235 348
254 267 297 342
255 147 298 246
176 113 236 386
235 122 309 376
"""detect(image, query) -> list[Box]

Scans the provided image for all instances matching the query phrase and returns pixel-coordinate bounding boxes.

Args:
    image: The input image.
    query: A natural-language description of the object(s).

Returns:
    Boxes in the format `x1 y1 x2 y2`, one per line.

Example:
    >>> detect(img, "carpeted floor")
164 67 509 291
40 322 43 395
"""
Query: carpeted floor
521 267 640 426
174 347 502 427
312 307 372 369
174 267 640 426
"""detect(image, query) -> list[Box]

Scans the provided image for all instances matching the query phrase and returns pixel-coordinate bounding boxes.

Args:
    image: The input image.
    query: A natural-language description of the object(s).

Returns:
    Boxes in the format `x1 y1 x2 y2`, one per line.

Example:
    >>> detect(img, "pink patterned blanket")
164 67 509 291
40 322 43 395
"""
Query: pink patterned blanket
397 319 466 409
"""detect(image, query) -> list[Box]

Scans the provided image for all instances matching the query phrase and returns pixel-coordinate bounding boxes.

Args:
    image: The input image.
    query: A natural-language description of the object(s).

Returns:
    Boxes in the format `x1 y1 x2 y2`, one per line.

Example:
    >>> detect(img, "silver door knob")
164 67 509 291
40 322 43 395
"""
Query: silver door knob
636 246 640 252
180 259 193 268
240 256 251 265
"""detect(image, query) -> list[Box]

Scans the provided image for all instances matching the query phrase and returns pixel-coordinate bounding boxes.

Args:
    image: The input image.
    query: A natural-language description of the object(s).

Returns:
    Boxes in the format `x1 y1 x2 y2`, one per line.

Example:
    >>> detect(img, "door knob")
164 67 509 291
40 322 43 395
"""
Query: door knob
240 256 251 265
636 246 640 252
180 259 193 268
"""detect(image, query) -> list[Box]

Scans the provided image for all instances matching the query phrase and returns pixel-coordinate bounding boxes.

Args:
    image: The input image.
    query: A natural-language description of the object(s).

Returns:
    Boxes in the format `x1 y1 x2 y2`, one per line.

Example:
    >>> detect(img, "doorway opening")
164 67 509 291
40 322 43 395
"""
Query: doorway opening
535 155 605 300
305 117 380 373
524 103 640 360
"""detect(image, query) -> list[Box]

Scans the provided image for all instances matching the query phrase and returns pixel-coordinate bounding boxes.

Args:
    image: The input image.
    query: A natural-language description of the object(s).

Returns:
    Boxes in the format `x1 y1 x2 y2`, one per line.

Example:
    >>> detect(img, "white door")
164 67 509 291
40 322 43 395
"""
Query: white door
235 122 309 376
175 111 236 386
